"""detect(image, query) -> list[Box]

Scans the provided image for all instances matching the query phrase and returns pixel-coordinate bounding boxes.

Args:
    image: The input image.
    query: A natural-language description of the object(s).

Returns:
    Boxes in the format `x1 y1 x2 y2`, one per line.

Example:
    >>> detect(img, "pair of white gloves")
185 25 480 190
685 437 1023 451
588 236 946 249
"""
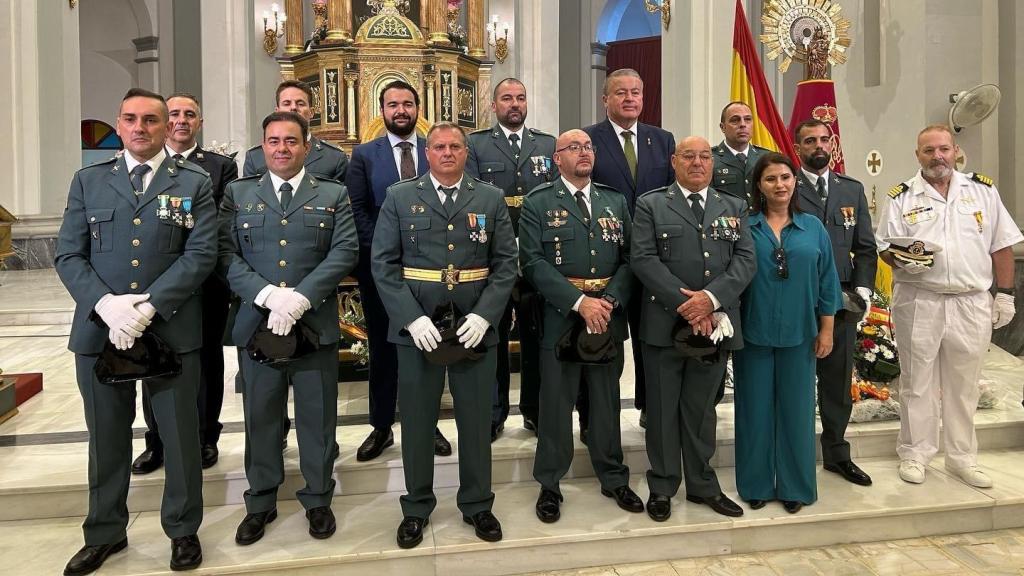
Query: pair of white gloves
406 313 489 351
264 287 312 336
95 293 157 351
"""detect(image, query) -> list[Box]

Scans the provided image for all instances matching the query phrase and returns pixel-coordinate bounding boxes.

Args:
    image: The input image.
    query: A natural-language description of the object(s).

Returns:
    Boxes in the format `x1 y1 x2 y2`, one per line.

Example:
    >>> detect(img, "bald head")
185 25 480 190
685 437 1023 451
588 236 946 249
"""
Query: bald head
671 136 714 192
553 129 594 185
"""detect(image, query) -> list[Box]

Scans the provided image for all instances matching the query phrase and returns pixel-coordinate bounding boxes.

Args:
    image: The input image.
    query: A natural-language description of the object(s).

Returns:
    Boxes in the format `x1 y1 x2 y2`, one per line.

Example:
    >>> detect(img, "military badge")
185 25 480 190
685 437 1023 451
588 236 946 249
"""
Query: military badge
157 195 170 220
974 210 983 233
244 202 254 213
182 196 195 229
841 206 856 229
255 203 265 212
170 197 183 225
901 205 934 225
468 213 488 243
531 156 552 178
411 204 425 214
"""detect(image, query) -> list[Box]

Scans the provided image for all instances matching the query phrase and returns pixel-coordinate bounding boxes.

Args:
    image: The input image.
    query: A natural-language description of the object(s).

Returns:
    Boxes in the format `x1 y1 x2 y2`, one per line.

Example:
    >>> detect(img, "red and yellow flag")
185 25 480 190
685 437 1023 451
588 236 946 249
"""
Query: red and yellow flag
730 0 798 163
788 79 847 173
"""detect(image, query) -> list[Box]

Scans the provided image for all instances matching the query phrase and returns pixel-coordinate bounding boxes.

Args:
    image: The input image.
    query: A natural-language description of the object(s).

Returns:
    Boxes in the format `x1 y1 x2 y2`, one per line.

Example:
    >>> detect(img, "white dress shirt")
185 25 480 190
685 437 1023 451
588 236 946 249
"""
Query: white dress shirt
387 132 419 176
429 174 463 203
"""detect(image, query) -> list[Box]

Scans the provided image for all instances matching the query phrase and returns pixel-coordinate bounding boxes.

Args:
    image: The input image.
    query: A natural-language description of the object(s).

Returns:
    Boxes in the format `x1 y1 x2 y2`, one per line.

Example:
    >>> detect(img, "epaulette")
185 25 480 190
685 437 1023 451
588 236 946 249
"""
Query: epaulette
173 157 210 176
527 127 555 139
592 182 623 196
834 172 858 182
317 138 343 152
525 181 556 196
81 156 118 170
969 172 994 187
888 182 910 199
468 127 491 135
198 147 232 161
229 174 262 184
645 185 673 197
246 144 262 153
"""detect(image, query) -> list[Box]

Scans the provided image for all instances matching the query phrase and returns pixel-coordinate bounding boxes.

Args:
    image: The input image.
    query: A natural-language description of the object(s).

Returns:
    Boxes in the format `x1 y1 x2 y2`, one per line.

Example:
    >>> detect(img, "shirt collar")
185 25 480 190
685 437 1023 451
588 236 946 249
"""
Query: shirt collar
429 173 463 192
676 183 709 202
748 210 808 230
609 118 638 137
269 167 307 194
724 142 750 158
560 177 592 199
499 124 525 142
801 167 829 187
165 142 198 160
124 148 166 175
387 131 417 149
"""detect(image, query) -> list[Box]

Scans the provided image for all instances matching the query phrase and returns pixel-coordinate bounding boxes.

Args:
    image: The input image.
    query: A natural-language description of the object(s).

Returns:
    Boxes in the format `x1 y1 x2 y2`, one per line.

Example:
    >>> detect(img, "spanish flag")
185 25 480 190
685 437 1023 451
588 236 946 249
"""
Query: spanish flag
730 0 798 163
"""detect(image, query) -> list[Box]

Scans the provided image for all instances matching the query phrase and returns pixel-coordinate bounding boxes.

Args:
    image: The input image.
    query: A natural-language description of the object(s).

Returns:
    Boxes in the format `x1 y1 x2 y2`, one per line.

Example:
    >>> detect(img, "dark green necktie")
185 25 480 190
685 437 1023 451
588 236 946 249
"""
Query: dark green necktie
688 193 704 225
441 186 456 212
509 133 520 158
622 130 637 182
817 177 827 200
279 182 293 211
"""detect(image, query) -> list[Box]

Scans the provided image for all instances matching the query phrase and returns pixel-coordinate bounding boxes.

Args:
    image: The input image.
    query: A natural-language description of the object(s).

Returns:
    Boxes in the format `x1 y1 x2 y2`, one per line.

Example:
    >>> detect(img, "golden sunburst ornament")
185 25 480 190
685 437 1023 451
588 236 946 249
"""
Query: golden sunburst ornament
760 0 852 74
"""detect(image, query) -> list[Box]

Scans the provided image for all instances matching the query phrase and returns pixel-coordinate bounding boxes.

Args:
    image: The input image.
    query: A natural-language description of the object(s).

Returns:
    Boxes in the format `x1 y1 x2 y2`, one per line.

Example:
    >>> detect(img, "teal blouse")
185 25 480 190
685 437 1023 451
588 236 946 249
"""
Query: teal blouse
741 211 842 348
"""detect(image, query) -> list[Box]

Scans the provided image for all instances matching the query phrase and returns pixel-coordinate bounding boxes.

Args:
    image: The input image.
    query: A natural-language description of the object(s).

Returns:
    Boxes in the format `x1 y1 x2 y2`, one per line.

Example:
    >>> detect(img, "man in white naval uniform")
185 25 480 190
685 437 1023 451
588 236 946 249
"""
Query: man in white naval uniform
877 124 1022 488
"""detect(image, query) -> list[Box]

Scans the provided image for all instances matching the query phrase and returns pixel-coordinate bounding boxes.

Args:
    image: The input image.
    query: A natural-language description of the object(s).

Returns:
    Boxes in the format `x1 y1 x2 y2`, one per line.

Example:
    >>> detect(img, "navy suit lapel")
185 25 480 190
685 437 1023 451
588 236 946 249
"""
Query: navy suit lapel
599 120 635 193
416 137 429 176
377 137 401 184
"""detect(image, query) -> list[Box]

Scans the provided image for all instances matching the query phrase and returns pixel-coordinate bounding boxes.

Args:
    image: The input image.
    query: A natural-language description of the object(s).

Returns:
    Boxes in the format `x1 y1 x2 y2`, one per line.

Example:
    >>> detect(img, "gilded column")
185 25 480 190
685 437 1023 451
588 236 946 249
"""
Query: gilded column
326 0 352 44
467 0 485 58
284 0 304 55
344 71 358 140
424 76 436 122
427 0 451 46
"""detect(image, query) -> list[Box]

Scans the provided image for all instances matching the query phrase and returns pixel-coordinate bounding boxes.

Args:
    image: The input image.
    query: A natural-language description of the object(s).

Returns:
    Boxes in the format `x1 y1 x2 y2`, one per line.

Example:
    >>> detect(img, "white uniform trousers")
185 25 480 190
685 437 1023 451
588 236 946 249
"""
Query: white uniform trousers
891 283 992 469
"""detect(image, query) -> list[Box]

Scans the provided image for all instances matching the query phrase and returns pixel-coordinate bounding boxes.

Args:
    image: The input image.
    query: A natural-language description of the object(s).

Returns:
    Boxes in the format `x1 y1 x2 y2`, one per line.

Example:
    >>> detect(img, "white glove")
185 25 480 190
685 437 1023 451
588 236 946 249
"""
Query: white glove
267 309 296 336
265 287 311 320
407 315 442 351
108 328 135 351
855 287 873 324
457 313 490 349
709 312 734 344
993 293 1015 330
136 300 158 323
95 293 152 338
898 260 930 275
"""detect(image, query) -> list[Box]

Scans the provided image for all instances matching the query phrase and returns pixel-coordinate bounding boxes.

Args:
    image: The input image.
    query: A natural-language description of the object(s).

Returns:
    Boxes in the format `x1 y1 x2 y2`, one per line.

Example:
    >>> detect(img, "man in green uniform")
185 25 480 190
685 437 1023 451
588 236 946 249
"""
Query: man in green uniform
520 129 644 523
56 88 215 574
466 77 557 438
372 122 517 548
713 101 768 204
220 111 358 546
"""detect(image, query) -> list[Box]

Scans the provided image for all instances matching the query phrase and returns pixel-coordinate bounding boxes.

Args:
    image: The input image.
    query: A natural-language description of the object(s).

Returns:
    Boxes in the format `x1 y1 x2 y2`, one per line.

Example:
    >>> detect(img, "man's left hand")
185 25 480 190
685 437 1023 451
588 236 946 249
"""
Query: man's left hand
678 288 714 322
456 313 490 349
993 293 1015 330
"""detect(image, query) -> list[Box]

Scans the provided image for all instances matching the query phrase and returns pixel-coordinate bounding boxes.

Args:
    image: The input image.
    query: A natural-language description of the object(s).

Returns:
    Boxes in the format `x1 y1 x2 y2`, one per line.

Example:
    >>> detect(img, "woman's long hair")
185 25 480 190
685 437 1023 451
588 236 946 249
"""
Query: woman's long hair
749 152 801 217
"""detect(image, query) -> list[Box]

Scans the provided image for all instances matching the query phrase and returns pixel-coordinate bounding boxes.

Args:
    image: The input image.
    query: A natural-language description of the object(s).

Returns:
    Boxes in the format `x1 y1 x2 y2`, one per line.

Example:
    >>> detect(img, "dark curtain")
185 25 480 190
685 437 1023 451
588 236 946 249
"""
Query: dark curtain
605 36 662 127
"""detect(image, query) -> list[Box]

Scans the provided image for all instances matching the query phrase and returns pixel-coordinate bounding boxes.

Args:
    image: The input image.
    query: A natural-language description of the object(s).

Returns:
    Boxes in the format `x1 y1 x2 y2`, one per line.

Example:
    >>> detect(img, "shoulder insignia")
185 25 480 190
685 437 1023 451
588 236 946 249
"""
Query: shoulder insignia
888 182 910 199
230 174 262 184
176 161 210 177
593 182 624 197
528 127 555 138
83 156 118 170
198 148 231 161
246 143 262 153
525 181 555 196
318 139 342 152
969 172 994 187
469 127 490 135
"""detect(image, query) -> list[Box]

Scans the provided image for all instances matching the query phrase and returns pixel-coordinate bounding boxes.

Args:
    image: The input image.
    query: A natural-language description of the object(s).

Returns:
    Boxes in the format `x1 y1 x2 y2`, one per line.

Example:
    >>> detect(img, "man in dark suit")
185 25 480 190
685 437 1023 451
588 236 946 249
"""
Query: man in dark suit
131 92 238 475
631 136 756 521
243 80 348 181
713 101 769 204
372 122 517 548
466 77 558 439
794 119 877 487
346 80 451 461
583 68 675 432
219 111 359 545
56 88 214 574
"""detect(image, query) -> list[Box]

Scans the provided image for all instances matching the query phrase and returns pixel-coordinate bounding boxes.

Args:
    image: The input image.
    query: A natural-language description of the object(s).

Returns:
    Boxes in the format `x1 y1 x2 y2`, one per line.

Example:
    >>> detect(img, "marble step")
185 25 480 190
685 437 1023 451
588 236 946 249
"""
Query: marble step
3 450 1023 576
3 401 1024 522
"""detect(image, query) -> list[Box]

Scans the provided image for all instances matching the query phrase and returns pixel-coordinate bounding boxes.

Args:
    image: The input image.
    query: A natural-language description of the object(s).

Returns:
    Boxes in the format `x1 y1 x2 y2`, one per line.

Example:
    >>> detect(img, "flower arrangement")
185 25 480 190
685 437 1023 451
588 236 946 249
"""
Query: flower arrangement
854 319 900 383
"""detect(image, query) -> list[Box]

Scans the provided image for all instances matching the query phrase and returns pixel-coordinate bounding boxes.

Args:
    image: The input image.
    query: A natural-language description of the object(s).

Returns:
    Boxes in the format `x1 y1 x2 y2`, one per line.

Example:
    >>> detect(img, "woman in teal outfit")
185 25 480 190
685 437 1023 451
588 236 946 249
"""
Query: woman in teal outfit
733 152 842 514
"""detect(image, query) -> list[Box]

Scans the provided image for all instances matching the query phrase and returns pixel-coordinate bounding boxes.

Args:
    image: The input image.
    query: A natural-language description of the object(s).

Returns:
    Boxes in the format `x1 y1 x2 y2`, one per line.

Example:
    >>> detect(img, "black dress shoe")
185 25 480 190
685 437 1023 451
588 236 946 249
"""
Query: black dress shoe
824 460 873 486
535 489 561 523
600 485 644 513
330 441 340 461
639 409 647 429
306 506 336 539
169 534 202 571
356 428 394 462
646 494 671 522
522 415 537 434
434 428 452 456
490 421 504 443
63 538 127 576
685 492 744 517
463 510 503 542
200 444 218 469
782 500 803 514
746 499 768 510
579 427 589 446
396 516 428 549
131 449 163 475
235 508 277 545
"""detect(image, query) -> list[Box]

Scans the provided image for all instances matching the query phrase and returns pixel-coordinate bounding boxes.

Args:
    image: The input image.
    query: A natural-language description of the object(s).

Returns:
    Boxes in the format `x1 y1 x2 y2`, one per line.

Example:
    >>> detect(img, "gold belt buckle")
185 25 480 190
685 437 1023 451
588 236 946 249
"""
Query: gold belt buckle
442 264 459 287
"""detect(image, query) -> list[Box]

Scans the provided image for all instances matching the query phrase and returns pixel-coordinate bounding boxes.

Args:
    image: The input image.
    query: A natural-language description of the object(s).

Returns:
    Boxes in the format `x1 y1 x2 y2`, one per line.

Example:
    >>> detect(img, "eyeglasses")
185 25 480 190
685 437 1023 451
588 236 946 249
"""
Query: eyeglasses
773 247 788 279
555 143 596 154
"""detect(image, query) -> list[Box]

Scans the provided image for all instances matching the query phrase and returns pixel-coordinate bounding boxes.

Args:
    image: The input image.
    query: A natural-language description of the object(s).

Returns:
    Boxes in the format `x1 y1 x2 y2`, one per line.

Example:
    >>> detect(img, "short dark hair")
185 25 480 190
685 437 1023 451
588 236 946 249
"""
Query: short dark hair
426 121 467 147
720 101 751 123
262 110 309 142
121 88 168 119
493 77 525 100
378 80 420 109
166 92 201 115
749 152 801 216
793 119 828 142
275 80 313 107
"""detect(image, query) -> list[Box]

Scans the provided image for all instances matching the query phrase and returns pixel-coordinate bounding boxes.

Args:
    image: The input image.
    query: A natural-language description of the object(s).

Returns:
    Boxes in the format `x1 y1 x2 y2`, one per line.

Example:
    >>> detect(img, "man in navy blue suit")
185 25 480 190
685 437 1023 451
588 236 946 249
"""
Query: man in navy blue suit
346 80 451 461
583 68 675 432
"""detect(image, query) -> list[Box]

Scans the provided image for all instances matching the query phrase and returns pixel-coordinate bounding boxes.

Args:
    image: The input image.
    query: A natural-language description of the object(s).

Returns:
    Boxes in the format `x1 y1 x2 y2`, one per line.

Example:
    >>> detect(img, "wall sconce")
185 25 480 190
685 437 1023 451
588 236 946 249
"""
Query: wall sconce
262 3 287 56
644 0 671 31
487 15 510 64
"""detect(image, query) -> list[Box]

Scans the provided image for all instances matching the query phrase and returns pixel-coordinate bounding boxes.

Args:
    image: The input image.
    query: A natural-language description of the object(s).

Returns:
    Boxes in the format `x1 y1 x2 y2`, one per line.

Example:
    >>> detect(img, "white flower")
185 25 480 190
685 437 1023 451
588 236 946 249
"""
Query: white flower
881 348 894 360
864 352 877 363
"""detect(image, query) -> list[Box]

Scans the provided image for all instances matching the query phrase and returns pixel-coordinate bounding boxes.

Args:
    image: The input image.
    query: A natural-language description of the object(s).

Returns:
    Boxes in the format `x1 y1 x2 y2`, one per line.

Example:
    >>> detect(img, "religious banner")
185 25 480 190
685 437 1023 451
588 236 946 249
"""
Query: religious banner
788 78 846 173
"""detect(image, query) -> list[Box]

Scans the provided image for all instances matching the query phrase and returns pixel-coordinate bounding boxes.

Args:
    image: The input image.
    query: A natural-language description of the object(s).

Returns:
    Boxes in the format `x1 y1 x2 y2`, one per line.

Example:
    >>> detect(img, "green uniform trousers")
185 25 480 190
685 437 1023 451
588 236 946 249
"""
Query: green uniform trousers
533 345 629 496
397 344 495 520
733 339 818 505
75 351 203 544
642 344 726 499
240 345 338 513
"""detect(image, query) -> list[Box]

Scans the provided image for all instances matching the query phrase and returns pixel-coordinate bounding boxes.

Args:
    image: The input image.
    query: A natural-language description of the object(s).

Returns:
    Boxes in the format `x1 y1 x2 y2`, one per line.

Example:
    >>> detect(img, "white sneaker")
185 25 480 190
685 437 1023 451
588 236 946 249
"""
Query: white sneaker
899 459 926 484
946 465 993 489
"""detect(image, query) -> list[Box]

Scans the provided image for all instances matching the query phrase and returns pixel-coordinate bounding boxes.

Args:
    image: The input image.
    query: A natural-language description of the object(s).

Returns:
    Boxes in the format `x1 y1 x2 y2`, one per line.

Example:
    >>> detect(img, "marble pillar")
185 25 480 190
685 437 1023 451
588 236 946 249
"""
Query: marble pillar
467 0 486 58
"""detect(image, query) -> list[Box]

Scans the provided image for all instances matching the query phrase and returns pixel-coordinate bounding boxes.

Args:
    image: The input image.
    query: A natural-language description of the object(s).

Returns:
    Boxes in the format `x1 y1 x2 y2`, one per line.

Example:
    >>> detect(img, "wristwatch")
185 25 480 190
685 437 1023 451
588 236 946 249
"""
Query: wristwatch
996 287 1016 296
602 294 619 309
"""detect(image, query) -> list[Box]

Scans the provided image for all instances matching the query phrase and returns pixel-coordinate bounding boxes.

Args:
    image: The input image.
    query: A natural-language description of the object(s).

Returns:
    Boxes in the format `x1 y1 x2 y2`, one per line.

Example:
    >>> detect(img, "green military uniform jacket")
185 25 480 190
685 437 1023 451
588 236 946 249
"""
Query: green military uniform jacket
371 173 518 346
243 137 349 181
519 179 632 348
218 172 359 346
631 183 756 349
712 141 769 204
56 154 218 355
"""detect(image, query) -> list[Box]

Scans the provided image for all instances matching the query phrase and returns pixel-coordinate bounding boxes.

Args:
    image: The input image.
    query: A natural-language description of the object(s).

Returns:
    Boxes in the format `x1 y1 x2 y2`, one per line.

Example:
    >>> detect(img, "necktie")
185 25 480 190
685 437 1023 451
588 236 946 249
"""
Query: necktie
816 177 827 200
575 189 590 222
736 152 747 167
172 153 184 162
279 182 293 211
130 164 151 197
688 193 704 225
509 133 520 158
441 186 456 212
398 141 416 180
622 130 637 183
